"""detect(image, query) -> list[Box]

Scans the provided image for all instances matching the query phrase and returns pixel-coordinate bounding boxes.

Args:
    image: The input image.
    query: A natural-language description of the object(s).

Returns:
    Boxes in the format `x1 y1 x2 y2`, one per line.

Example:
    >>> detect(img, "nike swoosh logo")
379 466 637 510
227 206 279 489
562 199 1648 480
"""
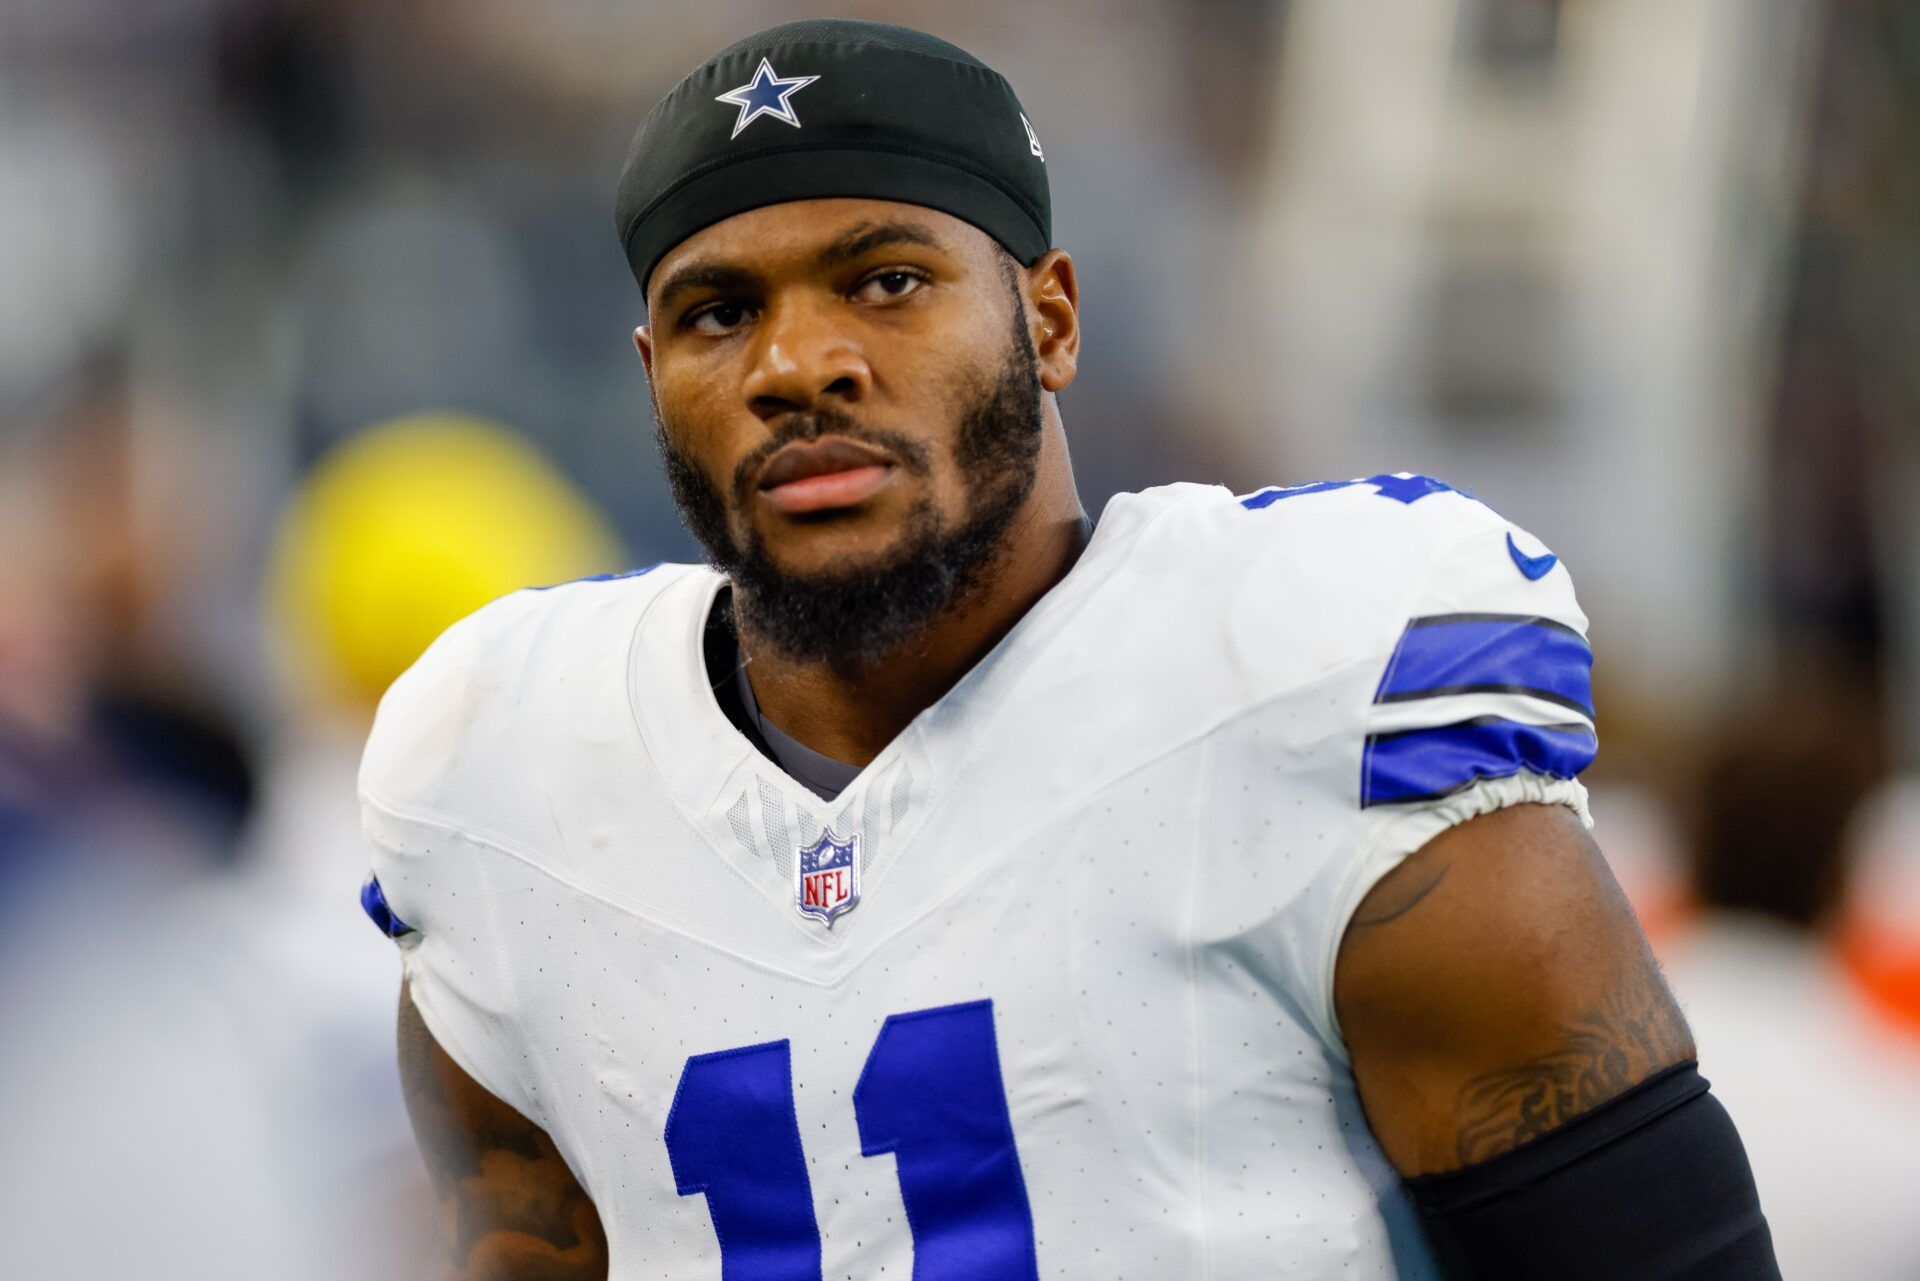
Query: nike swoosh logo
1507 531 1558 581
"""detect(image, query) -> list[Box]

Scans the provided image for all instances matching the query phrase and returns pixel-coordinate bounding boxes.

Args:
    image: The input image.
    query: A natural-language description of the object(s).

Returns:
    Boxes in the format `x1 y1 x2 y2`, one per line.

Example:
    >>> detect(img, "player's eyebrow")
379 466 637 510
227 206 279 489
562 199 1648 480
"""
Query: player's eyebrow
654 222 945 312
816 220 946 269
652 262 763 314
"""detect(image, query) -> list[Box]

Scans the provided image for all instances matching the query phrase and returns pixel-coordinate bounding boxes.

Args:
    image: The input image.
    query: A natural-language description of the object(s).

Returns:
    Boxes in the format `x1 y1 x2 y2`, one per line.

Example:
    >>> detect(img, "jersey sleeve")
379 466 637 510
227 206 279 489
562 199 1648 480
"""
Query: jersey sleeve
355 592 552 1128
1324 508 1597 1035
1360 514 1594 815
1223 492 1599 1061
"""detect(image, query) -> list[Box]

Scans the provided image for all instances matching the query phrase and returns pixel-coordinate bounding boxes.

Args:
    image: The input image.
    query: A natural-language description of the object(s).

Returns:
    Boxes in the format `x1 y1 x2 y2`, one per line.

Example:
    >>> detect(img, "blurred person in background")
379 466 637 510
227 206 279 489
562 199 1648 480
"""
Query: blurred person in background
0 413 622 1281
0 375 279 1278
0 363 253 946
1662 667 1920 1280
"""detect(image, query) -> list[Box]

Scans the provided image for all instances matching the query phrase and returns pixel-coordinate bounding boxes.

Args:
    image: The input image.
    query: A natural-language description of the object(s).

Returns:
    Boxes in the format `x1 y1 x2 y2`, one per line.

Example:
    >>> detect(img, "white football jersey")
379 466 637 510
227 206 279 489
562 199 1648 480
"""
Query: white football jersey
361 477 1596 1281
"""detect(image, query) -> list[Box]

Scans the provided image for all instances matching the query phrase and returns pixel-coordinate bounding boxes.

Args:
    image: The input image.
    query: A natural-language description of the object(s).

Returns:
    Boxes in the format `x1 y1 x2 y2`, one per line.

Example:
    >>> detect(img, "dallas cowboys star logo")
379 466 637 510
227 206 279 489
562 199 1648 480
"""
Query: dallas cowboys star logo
715 58 821 140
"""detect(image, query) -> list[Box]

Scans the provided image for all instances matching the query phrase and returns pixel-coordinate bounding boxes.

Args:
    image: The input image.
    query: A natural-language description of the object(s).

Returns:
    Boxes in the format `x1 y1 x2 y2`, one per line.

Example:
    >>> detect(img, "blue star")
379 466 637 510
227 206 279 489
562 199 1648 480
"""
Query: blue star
715 58 821 140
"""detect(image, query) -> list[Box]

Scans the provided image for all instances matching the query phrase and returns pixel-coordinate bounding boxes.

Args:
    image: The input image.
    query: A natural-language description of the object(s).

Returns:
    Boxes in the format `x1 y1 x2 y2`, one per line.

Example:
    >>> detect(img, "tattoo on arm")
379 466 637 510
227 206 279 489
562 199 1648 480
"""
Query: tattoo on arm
1450 964 1695 1166
399 988 609 1281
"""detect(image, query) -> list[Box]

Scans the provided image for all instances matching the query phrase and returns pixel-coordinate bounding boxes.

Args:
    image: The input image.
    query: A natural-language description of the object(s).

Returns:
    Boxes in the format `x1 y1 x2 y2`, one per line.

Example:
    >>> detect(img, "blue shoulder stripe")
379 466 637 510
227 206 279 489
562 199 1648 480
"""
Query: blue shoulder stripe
530 564 660 591
1240 480 1355 509
1239 473 1460 510
1362 716 1597 808
1375 613 1593 717
360 874 415 939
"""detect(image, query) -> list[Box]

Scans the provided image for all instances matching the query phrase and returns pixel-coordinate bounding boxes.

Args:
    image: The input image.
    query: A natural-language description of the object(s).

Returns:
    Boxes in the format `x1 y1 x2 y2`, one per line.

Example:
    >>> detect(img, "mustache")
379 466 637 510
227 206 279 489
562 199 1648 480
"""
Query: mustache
728 408 936 510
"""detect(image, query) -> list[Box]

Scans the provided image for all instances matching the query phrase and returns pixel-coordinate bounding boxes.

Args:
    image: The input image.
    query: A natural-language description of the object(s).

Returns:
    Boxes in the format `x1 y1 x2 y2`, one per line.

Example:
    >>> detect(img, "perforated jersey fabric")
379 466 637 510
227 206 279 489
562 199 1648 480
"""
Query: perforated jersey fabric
360 478 1595 1279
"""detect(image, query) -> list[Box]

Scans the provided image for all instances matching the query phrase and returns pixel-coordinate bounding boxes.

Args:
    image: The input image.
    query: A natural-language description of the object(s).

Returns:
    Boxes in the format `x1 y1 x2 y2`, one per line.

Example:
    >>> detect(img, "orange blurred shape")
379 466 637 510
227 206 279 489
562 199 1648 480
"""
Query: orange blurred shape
1841 923 1920 1041
1837 778 1920 1044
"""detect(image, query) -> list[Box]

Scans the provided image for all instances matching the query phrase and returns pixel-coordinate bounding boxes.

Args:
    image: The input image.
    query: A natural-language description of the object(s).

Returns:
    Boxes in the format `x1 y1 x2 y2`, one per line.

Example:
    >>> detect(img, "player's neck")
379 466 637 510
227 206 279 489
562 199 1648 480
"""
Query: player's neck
737 486 1090 769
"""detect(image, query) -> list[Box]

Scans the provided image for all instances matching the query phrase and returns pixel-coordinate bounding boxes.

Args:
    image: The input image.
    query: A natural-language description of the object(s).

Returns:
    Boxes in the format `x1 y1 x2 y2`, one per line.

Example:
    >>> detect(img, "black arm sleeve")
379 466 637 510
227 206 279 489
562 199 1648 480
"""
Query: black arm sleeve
1404 1062 1781 1280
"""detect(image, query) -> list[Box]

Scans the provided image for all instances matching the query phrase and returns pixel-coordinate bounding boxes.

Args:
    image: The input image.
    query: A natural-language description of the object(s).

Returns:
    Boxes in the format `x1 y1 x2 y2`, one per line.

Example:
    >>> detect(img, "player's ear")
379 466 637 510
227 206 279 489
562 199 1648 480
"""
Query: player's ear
1025 249 1079 394
634 325 655 379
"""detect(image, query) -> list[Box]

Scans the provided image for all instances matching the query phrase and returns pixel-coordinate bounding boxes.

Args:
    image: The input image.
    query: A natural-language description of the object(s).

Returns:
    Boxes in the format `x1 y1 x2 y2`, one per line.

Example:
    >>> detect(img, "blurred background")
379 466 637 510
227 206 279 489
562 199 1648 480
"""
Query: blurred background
1 0 1917 1276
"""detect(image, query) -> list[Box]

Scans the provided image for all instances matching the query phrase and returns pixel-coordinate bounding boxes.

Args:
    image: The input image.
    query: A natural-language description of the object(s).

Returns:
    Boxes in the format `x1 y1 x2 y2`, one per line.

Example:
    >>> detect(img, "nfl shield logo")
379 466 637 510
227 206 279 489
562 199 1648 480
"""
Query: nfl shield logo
796 828 860 927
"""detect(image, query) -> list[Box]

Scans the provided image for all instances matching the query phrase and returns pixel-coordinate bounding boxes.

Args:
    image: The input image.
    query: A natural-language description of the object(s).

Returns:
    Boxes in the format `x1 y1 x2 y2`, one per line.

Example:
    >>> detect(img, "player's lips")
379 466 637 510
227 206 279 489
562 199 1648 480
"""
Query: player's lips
755 438 897 514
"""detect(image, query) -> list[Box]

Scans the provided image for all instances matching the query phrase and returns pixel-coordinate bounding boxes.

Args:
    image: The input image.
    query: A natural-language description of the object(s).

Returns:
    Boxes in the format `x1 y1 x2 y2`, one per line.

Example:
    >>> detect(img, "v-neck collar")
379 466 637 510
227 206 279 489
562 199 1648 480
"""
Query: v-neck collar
699 585 862 803
734 666 863 801
630 567 937 824
622 492 1179 946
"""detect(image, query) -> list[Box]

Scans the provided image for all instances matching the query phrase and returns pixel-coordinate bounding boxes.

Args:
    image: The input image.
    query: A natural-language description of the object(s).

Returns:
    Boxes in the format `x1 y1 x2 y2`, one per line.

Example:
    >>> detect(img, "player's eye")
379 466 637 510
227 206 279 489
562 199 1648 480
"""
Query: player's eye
685 300 756 335
851 269 927 303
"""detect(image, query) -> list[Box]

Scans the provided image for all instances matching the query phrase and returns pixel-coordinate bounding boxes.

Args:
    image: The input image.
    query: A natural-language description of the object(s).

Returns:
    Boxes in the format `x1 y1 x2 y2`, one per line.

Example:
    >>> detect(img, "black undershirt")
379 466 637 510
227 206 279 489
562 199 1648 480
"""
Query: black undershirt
703 588 862 803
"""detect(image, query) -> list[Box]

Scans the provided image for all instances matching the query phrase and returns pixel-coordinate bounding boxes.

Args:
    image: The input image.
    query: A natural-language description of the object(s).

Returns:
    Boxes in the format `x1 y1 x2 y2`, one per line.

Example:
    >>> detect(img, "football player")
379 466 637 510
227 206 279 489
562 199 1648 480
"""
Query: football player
362 19 1780 1279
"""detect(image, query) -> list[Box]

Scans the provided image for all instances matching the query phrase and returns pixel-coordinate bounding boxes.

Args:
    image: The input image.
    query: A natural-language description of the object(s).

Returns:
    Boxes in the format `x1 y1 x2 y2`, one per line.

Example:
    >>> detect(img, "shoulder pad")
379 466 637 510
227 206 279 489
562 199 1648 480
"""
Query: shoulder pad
358 563 689 819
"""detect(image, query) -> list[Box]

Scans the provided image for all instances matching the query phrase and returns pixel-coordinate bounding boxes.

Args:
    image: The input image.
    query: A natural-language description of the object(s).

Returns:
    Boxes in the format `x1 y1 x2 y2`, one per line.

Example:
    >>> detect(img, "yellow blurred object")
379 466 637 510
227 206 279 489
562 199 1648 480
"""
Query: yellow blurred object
269 412 622 711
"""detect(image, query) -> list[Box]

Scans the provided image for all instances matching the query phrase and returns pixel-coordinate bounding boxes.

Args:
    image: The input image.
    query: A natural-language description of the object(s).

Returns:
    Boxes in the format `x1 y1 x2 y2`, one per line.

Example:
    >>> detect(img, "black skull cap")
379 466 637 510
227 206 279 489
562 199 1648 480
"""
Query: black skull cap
615 19 1050 296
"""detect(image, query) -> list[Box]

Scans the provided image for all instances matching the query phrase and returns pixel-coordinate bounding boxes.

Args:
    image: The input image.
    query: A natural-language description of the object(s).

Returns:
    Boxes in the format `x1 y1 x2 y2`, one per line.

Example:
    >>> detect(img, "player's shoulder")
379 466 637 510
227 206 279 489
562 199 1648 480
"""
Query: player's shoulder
1117 474 1574 608
1091 475 1586 697
357 561 706 818
1129 472 1525 576
367 561 687 729
1115 476 1597 803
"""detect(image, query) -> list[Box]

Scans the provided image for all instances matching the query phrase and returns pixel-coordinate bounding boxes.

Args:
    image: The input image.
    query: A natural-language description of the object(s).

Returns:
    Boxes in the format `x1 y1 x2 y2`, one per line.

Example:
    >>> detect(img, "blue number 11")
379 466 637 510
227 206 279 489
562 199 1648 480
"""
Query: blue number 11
663 999 1039 1281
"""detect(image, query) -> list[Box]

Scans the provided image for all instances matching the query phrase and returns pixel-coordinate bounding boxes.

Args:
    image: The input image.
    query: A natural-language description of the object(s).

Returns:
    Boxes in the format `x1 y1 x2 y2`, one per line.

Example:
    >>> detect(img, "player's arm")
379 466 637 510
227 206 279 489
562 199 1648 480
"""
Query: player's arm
1335 803 1779 1278
1337 802 1693 1173
398 984 610 1281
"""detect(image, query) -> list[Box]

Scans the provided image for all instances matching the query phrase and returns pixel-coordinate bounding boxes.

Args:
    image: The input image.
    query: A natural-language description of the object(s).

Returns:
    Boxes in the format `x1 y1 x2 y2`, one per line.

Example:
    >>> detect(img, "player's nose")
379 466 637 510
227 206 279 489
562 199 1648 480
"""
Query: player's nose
741 296 872 421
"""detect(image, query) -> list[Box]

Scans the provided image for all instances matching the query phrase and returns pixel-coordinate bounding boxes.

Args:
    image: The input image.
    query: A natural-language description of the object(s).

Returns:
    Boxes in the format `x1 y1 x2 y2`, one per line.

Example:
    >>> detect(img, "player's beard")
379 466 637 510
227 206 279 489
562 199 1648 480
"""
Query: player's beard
656 305 1044 669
